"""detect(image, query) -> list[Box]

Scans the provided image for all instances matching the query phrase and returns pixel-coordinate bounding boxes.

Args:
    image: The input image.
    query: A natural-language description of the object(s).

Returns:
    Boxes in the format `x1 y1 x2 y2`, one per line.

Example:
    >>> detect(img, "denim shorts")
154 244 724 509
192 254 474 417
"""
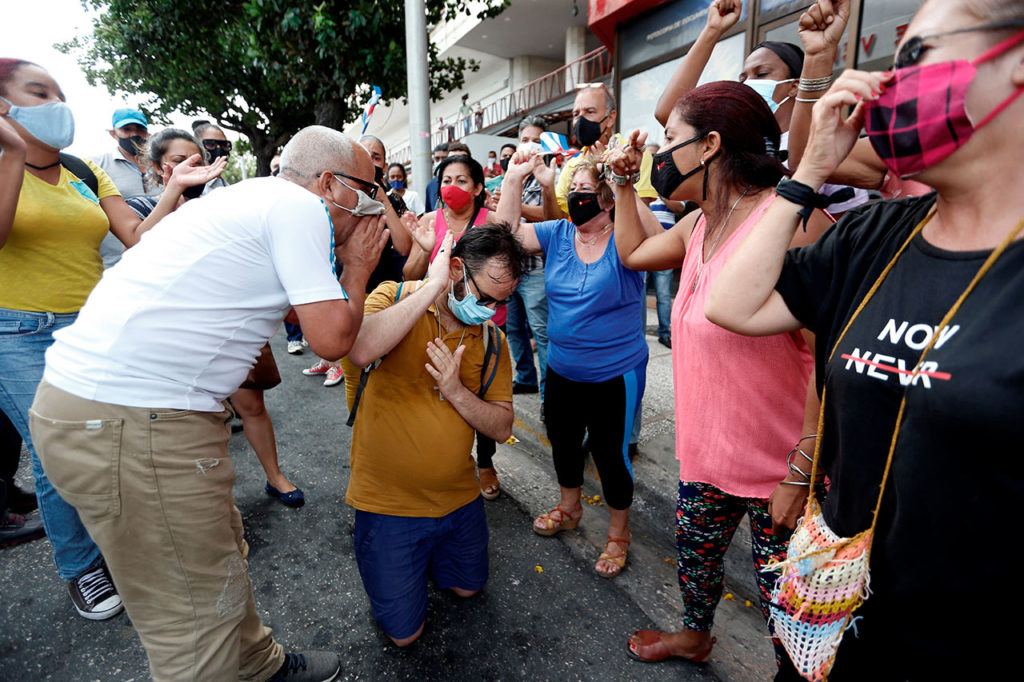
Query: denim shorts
353 496 489 639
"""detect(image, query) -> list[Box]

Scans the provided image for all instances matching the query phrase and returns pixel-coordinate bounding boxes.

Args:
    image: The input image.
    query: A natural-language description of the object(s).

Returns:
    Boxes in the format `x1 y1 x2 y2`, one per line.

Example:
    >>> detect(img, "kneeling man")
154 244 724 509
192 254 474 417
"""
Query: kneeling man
346 223 524 646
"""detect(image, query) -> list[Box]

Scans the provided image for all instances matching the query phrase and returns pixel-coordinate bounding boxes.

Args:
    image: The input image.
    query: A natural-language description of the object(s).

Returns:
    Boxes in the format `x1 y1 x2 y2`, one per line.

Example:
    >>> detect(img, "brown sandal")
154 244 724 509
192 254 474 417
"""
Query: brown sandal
626 629 716 663
478 467 500 501
595 534 630 578
533 504 582 536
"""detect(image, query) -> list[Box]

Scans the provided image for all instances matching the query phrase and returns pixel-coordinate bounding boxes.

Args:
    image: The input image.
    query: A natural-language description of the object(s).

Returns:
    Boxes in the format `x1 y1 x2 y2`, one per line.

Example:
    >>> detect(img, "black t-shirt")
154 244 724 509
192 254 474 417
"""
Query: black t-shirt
775 193 1024 679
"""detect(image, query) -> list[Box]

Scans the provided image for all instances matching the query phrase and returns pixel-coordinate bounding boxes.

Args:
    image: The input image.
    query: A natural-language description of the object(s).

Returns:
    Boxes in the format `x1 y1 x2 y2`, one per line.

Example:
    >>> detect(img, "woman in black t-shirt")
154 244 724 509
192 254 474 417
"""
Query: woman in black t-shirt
707 0 1024 678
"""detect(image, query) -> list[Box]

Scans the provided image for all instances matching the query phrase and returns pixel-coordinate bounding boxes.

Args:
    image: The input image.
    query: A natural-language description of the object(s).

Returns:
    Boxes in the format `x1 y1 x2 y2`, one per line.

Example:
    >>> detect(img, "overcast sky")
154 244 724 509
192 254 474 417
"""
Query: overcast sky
1 0 235 158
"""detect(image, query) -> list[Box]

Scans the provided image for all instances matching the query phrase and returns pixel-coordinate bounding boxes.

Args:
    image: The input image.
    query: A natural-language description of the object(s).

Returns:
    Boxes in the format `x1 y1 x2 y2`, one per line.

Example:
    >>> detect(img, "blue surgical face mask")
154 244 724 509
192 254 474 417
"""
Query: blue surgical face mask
0 96 75 149
448 264 496 325
389 179 405 191
744 78 796 114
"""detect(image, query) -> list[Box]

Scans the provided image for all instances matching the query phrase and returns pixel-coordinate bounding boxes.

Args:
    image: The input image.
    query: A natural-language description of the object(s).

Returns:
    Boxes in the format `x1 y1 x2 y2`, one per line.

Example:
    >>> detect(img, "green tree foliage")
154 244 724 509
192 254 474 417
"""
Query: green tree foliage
61 0 509 175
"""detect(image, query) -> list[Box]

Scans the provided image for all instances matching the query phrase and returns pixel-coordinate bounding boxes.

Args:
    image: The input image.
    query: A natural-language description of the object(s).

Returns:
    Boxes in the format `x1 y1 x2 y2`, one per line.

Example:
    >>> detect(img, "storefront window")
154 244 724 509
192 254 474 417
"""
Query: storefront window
620 32 746 145
620 0 747 73
763 16 850 70
857 0 918 70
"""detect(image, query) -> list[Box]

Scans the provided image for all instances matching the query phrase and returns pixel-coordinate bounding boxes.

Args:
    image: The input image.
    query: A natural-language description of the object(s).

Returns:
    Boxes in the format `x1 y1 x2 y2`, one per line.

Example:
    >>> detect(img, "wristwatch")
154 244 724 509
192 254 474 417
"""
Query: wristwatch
606 168 640 186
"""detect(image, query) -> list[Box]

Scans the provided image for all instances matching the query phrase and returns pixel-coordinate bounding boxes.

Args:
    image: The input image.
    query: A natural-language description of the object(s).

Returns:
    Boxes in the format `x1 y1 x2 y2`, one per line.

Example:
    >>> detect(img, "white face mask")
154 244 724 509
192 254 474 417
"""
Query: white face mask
744 78 796 114
331 177 386 216
518 141 542 155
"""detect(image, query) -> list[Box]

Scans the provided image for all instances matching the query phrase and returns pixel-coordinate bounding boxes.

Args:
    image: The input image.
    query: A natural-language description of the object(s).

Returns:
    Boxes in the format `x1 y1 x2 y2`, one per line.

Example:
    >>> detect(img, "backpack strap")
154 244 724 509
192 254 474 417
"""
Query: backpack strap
346 281 406 427
59 153 99 196
477 321 501 398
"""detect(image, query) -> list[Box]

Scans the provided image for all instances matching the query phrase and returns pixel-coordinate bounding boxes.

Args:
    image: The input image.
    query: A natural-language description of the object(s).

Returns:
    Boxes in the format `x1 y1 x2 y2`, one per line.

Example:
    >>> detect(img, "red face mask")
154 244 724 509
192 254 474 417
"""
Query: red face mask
440 184 474 211
865 29 1024 178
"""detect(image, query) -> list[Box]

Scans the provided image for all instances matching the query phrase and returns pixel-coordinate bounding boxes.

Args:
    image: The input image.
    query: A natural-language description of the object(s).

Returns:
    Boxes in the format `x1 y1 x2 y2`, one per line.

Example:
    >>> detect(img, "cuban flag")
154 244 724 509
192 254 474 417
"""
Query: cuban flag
361 85 383 134
540 131 579 158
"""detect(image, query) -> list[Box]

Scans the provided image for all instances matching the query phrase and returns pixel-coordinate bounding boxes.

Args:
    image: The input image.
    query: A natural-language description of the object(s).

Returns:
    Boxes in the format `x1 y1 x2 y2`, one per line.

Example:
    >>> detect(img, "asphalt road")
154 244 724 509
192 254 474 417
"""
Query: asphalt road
0 333 720 682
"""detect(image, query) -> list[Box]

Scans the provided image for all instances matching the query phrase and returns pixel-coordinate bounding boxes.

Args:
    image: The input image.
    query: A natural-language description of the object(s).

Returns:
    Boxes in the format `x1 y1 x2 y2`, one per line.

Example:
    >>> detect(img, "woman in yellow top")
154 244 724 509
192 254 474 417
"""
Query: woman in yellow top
0 58 222 620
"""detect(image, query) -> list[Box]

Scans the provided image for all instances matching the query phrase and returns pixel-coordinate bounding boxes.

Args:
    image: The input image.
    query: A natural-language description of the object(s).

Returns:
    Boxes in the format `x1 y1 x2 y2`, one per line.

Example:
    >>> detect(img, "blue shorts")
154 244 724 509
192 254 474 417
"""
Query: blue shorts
353 497 489 639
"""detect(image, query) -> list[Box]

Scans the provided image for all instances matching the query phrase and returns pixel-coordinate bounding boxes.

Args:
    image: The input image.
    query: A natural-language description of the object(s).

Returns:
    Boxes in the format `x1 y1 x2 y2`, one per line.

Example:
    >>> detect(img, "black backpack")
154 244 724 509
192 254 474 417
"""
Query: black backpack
59 153 99 195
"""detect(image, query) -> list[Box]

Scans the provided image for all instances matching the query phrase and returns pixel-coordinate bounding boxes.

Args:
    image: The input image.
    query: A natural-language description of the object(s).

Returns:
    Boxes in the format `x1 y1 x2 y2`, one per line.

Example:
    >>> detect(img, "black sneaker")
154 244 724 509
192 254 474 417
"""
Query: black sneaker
0 510 45 548
270 651 341 681
68 563 124 620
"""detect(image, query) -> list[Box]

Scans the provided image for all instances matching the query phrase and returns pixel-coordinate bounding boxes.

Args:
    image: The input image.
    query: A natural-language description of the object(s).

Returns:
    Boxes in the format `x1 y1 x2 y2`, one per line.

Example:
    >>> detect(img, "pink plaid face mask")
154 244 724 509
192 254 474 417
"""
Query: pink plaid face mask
865 30 1024 178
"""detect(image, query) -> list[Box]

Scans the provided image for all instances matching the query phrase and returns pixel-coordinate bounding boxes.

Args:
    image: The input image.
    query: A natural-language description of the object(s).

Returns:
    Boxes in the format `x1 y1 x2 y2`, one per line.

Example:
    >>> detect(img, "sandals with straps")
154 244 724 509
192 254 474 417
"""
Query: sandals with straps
533 504 582 537
595 534 630 578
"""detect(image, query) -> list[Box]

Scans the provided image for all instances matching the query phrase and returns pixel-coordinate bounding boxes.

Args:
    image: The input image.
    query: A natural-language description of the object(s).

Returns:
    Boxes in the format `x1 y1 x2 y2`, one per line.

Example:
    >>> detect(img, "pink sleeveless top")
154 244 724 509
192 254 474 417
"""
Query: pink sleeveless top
673 194 812 498
429 207 506 326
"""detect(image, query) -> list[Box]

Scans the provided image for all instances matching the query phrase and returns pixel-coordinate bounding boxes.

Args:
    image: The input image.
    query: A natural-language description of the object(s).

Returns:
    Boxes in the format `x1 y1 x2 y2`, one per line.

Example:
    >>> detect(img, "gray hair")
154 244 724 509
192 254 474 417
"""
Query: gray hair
279 125 356 183
518 115 547 135
359 134 385 152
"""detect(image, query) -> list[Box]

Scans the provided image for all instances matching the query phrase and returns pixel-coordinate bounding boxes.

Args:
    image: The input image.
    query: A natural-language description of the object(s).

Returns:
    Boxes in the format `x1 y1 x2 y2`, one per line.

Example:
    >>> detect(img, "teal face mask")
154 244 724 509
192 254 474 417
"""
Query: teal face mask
1 96 75 149
448 264 496 326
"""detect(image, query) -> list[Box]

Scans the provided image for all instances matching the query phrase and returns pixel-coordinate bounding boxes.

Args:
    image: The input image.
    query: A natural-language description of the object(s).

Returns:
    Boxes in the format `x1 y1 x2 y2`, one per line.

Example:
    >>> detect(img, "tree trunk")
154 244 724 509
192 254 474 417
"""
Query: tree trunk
314 98 349 132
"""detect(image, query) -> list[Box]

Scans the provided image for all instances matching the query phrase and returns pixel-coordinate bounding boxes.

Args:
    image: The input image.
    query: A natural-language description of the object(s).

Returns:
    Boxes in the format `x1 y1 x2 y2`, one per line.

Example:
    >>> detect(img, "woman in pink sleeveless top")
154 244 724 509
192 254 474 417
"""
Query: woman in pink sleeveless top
605 81 831 668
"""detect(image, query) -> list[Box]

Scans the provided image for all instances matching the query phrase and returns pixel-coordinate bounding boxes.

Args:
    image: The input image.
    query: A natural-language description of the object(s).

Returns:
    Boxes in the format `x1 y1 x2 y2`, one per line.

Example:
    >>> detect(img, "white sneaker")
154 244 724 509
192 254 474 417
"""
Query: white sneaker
301 338 309 348
323 366 344 387
287 340 304 355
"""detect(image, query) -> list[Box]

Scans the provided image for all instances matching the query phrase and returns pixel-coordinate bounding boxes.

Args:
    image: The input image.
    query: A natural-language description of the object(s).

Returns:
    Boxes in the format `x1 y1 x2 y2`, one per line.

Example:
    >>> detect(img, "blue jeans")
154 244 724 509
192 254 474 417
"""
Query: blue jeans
284 321 303 343
504 268 548 398
652 268 672 342
0 307 102 579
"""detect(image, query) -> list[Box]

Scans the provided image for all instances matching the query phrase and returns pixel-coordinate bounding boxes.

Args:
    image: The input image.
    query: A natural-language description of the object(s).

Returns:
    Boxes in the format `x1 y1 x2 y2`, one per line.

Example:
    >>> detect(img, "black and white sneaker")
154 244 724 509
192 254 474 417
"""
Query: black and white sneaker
269 651 341 681
68 563 124 620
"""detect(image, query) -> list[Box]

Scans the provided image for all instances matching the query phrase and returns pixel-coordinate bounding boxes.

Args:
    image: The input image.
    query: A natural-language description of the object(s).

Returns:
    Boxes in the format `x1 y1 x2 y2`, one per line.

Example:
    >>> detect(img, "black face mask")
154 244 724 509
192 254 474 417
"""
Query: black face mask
567 191 603 226
650 134 705 200
182 183 205 200
573 114 607 147
499 157 510 172
374 165 384 183
118 135 146 157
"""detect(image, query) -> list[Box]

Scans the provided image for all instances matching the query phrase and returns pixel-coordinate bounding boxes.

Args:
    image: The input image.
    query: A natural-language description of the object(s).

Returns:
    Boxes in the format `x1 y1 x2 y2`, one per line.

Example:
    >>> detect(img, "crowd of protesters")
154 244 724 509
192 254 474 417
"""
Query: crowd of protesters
2 0 1022 679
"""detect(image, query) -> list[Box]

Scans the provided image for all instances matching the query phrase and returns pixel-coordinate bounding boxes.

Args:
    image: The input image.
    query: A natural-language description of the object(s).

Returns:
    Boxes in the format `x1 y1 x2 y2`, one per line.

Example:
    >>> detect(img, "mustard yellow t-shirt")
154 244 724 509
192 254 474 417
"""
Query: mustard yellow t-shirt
0 161 120 313
555 132 657 215
346 280 514 518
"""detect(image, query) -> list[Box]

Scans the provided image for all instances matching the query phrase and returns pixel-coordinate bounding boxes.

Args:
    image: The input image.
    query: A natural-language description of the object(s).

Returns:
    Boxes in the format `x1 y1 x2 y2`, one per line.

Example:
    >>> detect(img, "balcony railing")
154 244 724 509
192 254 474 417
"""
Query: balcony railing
392 46 611 165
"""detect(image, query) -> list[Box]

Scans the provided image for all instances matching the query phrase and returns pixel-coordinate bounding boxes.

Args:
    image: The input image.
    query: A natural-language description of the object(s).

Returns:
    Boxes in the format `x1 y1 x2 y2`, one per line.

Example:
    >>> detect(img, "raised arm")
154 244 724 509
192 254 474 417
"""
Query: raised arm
105 153 228 247
655 0 742 126
707 69 887 336
606 131 688 270
789 0 887 190
495 154 543 254
402 212 437 280
349 232 453 367
0 115 26 249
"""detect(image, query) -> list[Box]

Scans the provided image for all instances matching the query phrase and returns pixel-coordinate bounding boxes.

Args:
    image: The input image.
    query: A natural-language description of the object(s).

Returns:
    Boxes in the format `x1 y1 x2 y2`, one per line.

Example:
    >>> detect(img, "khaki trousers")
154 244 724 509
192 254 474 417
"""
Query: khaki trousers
30 381 284 681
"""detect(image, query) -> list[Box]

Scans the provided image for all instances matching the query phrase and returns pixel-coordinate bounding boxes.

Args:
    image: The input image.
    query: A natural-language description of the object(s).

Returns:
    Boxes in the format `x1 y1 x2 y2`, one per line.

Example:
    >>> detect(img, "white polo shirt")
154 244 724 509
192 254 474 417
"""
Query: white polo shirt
45 177 346 411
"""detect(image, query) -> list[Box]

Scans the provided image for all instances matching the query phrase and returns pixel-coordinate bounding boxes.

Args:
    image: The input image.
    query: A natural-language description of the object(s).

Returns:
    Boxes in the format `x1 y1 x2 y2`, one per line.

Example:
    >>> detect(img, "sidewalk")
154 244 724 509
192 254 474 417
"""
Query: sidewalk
494 305 777 681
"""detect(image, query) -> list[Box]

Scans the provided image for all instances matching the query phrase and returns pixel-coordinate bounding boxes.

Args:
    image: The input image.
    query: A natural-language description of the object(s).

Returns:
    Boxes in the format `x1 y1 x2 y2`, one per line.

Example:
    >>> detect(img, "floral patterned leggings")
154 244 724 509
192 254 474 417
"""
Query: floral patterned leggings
676 480 789 648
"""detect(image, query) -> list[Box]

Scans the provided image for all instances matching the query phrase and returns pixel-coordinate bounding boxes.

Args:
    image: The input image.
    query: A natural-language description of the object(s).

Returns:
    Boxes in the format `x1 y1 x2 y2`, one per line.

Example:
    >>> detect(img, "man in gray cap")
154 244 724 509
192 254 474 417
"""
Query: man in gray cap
91 108 161 266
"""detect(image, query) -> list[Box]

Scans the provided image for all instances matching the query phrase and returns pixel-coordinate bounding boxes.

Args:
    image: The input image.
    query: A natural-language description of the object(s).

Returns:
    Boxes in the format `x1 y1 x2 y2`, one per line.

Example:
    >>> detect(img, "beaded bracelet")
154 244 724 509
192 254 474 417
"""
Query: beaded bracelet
799 75 833 92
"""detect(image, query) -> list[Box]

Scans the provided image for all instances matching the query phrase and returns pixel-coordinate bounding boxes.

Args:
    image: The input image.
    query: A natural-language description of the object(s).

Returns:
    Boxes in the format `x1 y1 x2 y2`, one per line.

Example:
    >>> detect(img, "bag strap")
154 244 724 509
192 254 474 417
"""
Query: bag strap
477 322 501 398
808 206 1024 554
59 153 99 196
346 281 406 427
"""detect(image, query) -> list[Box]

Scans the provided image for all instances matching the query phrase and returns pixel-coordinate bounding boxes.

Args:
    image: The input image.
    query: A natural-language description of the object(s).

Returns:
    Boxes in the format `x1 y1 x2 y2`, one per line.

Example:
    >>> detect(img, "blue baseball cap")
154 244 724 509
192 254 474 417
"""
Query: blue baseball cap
112 108 148 129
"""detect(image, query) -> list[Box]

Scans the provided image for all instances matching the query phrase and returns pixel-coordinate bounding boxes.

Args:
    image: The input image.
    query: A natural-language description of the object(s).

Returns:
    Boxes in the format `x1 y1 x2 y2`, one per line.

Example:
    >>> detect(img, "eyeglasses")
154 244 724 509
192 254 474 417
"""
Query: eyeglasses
464 267 506 307
202 139 232 152
893 17 1024 69
318 171 379 199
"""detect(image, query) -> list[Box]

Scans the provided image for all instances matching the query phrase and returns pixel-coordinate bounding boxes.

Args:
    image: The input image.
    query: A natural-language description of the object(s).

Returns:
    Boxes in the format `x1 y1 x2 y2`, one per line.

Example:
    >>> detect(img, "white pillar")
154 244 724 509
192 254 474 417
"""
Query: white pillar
565 25 587 92
405 0 431 195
